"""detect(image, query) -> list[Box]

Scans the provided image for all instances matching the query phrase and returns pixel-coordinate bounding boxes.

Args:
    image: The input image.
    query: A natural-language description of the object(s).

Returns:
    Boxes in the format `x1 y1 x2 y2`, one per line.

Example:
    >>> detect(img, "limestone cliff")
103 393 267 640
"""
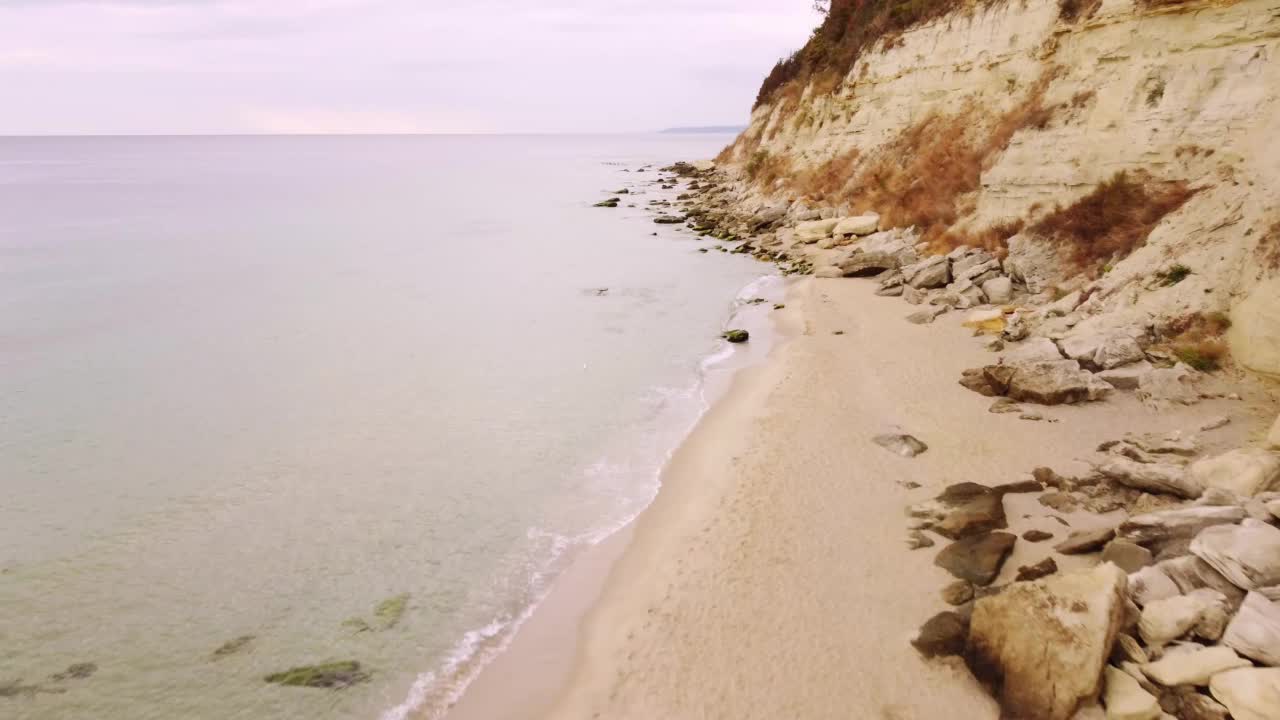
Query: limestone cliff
712 0 1280 377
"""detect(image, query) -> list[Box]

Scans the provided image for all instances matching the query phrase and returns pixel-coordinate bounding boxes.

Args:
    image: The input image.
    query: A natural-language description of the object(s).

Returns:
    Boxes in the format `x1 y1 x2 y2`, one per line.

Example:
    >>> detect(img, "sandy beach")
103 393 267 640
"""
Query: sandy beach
522 275 1269 719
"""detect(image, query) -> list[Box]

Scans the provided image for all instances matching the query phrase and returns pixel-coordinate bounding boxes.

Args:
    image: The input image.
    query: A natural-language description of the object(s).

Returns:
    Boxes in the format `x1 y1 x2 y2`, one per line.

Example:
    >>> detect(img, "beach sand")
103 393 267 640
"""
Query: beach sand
446 274 1268 720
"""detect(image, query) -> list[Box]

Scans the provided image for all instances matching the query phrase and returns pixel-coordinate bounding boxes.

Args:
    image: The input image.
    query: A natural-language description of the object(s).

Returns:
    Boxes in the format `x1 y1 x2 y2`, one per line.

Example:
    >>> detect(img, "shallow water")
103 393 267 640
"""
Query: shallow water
0 134 772 719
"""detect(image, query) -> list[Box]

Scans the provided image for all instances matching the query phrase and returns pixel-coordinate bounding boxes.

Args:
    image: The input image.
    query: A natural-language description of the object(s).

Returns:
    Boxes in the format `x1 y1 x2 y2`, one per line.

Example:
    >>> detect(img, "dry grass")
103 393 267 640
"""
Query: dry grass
1028 171 1197 273
1158 312 1231 372
745 150 794 189
790 148 861 202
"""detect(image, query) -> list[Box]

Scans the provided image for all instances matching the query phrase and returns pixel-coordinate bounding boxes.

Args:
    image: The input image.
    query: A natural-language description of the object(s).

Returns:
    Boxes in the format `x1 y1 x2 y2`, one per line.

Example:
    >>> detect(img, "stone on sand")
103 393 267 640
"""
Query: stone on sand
873 433 928 458
935 531 1017 586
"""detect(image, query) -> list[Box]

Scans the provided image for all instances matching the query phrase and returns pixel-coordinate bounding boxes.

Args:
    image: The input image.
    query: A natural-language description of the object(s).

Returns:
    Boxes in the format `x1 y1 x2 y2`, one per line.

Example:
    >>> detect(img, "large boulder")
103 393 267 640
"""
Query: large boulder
901 255 951 289
1228 277 1280 379
1004 234 1065 294
1208 668 1280 720
835 233 915 276
832 214 880 237
795 218 840 243
910 483 1007 540
1002 360 1114 405
982 276 1014 304
1097 457 1203 499
1189 449 1280 498
1224 592 1280 666
1136 365 1200 409
966 563 1128 720
1004 338 1065 364
1190 519 1280 591
1060 331 1147 371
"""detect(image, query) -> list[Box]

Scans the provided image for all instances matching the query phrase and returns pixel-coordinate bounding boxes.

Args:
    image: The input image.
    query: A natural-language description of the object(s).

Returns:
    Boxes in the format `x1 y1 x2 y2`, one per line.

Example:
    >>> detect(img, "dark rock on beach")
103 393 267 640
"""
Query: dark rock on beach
935 531 1017 585
264 661 371 689
722 329 749 343
912 611 970 658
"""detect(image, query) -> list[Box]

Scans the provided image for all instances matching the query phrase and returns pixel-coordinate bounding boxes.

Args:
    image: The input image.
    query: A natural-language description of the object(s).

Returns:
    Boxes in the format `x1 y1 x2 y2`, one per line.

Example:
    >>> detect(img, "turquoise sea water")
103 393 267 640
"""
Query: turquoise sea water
0 134 774 719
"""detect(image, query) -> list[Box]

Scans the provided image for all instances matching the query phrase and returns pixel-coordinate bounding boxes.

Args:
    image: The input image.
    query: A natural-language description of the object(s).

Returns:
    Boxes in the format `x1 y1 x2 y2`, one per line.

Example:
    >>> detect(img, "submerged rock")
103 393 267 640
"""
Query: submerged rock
873 433 928 458
966 563 1127 720
212 635 255 660
653 215 686 224
374 593 410 630
721 329 749 343
264 661 371 689
49 663 97 682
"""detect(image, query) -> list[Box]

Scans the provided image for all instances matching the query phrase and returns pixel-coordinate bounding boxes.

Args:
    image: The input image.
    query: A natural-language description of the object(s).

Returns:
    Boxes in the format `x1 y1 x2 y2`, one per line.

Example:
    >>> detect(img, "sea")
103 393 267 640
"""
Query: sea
0 134 779 719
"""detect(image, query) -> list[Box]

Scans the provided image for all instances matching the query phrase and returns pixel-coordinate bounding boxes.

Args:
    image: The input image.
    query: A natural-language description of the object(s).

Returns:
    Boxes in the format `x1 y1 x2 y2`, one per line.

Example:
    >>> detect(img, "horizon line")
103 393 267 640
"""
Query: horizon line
0 128 745 139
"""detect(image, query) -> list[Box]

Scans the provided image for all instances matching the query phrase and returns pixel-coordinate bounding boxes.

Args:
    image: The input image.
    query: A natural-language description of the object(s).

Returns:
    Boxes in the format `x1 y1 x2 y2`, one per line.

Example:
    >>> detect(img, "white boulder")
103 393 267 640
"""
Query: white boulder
832 214 881 237
1103 665 1161 720
1209 668 1280 720
1189 449 1280 497
1138 589 1228 646
796 218 841 243
1190 519 1280 591
982 276 1014 304
1224 592 1280 666
1142 644 1252 687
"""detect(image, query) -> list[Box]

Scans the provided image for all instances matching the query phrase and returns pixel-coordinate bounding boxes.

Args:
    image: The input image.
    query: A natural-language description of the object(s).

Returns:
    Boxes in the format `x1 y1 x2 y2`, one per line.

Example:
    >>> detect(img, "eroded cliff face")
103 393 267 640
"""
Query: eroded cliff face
717 0 1280 376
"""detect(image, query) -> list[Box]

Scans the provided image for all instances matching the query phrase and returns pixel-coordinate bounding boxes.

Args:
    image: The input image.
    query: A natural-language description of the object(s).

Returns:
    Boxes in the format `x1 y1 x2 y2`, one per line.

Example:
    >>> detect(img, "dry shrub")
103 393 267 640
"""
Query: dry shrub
745 150 793 188
1159 312 1232 372
1029 171 1197 272
791 148 861 201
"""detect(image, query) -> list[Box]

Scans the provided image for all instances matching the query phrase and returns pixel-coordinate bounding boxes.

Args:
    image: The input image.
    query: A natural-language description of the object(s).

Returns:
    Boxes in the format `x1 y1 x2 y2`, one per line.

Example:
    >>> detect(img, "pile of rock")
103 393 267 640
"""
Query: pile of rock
910 437 1280 720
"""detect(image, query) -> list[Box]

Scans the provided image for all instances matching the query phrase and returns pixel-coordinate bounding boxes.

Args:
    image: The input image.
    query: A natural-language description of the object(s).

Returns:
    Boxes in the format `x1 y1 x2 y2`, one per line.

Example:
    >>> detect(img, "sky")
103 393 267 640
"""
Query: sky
0 0 822 135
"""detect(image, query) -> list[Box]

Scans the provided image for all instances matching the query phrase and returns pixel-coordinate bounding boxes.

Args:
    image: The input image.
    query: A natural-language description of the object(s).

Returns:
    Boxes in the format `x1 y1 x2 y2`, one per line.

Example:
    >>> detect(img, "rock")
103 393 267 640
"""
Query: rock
49 663 97 682
1125 432 1200 457
1117 506 1246 549
1004 337 1066 364
653 215 686 224
1099 362 1155 391
832 214 880 237
795 218 840 242
593 198 619 207
1097 457 1203 499
815 265 844 278
990 397 1023 414
1102 541 1154 573
1024 529 1055 542
1210 668 1280 720
906 530 936 549
1164 690 1230 720
1045 290 1084 318
936 531 1018 585
907 306 949 325
873 433 928 458
1158 556 1247 607
836 233 914 275
1129 566 1182 607
1138 588 1229 646
1191 519 1280 591
264 661 371 688
1060 331 1146 371
1224 592 1280 666
1058 527 1118 555
966 564 1128 720
911 482 1006 539
995 479 1045 495
1040 492 1081 513
982 276 1014 304
1143 645 1252 687
1004 360 1113 405
901 255 951 288
1228 277 1280 379
212 635 256 660
1016 557 1059 582
1189 449 1280 498
1104 665 1161 720
722 329 749 343
943 580 975 606
1137 365 1200 409
1269 415 1280 451
912 611 969 658
1004 233 1066 294
962 308 1006 334
1200 416 1232 432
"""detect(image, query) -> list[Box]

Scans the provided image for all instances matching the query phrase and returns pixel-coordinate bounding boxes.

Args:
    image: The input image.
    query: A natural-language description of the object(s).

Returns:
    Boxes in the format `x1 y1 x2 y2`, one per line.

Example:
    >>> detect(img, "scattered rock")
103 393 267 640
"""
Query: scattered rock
907 530 935 549
873 433 928 458
943 581 975 606
1101 540 1154 573
1190 519 1280 591
1023 529 1055 542
49 663 96 682
1143 645 1251 687
1189 449 1280 498
966 563 1127 720
836 233 915 275
935 531 1017 585
1117 506 1247 550
1209 667 1280 720
911 482 1006 539
653 215 686 224
907 305 949 325
593 198 620 208
912 611 970 658
1057 527 1117 554
1016 557 1059 582
1040 492 1081 513
1200 416 1231 432
722 329 749 343
212 636 256 660
832 214 880 237
902 255 951 289
796 218 841 242
1103 664 1161 720
1223 592 1280 666
264 661 371 689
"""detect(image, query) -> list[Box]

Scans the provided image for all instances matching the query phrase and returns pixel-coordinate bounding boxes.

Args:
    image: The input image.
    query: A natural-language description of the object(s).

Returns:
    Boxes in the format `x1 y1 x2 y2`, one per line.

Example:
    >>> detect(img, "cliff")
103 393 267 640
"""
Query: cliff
708 0 1280 377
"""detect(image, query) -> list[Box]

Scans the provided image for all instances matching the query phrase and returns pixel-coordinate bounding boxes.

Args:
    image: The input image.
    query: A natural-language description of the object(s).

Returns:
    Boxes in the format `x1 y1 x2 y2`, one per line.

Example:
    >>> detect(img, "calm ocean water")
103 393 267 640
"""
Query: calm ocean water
0 135 776 719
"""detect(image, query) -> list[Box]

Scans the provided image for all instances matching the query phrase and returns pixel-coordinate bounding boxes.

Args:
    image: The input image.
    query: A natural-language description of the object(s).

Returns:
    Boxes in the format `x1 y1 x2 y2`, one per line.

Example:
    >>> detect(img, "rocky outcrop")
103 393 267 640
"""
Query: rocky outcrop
966 564 1127 720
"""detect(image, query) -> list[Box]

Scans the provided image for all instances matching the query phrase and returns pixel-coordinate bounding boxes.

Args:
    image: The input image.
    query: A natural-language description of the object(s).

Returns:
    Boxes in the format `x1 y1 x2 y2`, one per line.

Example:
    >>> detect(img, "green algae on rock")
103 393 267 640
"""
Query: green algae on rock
374 593 410 630
211 636 255 660
264 661 370 689
722 329 749 343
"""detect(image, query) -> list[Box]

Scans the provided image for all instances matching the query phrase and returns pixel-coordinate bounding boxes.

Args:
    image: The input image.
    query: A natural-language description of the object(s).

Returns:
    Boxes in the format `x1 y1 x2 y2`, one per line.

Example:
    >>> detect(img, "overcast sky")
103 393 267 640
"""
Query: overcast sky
0 0 820 135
